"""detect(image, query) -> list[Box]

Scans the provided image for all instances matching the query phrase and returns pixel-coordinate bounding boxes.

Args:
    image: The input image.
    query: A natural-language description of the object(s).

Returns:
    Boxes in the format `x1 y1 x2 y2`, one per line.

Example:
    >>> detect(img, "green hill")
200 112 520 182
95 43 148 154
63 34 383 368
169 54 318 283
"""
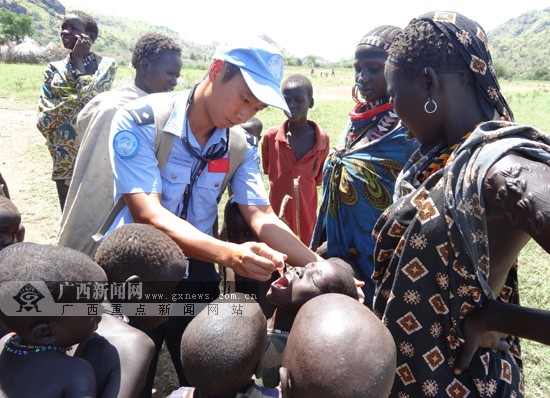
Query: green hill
0 0 217 67
1 0 549 78
489 7 550 80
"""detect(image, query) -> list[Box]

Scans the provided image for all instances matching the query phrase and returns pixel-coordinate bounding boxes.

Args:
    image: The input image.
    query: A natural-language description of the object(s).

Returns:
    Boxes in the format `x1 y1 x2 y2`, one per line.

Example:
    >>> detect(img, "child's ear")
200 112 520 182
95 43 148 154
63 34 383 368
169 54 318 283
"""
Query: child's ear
279 366 291 397
138 58 150 74
31 321 55 345
309 98 314 109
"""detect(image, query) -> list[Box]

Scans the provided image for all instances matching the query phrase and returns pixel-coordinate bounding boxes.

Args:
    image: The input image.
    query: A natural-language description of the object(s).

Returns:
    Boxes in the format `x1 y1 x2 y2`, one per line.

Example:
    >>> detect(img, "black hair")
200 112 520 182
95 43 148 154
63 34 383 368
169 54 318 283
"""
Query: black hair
358 25 403 48
94 223 185 282
131 33 182 68
283 74 313 99
0 243 107 329
67 10 99 42
222 62 242 83
325 257 359 300
353 25 402 103
388 18 475 89
181 294 267 395
0 242 106 283
240 117 263 138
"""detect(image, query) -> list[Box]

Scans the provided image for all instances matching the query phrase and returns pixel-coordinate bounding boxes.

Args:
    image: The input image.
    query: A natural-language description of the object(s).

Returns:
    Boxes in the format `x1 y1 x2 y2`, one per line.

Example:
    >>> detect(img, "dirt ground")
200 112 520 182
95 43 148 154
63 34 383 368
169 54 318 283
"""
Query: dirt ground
0 97 181 395
0 98 60 244
0 84 351 245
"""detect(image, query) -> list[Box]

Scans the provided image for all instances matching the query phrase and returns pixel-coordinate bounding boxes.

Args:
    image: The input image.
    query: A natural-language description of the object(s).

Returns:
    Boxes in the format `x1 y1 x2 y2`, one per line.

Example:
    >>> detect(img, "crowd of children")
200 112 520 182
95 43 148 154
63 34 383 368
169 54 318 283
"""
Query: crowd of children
2 8 550 398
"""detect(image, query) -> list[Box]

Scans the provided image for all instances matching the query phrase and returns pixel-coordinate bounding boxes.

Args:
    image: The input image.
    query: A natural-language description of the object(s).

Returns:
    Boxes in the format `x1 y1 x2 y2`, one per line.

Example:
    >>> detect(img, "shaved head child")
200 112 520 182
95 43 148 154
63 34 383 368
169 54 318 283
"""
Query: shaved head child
280 293 396 398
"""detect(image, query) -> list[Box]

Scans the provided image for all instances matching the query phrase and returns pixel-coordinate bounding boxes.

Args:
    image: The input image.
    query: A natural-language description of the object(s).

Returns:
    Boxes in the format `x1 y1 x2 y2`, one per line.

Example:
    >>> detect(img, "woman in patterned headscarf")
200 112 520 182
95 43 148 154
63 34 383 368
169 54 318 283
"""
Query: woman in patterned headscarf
373 11 550 397
311 26 419 307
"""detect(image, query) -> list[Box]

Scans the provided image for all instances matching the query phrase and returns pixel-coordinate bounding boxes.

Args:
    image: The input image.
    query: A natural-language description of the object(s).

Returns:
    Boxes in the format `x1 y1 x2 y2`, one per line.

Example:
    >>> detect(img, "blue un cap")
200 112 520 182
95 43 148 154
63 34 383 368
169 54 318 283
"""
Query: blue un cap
214 37 290 114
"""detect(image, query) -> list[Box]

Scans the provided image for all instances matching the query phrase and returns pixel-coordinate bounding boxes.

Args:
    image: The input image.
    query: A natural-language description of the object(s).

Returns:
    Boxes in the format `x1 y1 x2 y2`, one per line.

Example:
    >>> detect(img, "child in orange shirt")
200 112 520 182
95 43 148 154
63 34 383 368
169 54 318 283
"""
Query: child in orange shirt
261 74 329 246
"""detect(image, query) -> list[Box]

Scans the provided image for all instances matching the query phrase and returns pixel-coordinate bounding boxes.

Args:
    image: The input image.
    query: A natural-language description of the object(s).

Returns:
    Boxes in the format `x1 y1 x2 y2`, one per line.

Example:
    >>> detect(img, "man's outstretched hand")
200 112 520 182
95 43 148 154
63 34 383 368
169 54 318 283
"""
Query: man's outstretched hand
228 241 286 281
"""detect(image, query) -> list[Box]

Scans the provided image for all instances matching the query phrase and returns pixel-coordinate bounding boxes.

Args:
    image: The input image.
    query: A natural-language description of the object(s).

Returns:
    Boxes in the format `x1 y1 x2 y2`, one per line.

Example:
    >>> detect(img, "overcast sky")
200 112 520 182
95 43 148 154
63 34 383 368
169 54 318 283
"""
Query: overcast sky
61 0 548 61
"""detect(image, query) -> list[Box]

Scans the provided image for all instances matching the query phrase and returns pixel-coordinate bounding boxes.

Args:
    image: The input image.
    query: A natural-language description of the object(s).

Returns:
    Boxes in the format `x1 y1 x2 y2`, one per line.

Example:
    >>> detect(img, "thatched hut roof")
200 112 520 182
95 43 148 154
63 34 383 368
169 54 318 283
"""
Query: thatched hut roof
5 37 46 64
44 41 69 61
0 43 9 61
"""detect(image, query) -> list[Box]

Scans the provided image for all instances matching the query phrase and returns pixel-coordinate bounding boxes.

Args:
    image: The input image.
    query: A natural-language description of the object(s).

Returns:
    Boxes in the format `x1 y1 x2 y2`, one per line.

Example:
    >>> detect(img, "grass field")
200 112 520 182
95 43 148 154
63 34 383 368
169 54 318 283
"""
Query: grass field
1 62 549 396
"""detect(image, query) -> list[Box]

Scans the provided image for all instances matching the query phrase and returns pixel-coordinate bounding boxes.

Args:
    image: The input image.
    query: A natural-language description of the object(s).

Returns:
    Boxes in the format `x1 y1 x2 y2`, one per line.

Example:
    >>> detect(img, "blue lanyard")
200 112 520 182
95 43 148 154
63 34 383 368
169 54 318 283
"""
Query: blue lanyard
179 87 229 220
179 144 216 220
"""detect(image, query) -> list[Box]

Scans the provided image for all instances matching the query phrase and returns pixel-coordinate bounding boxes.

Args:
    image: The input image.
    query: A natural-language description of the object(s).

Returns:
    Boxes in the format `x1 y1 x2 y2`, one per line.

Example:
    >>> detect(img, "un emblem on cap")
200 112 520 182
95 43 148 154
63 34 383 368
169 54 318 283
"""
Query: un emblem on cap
267 54 284 81
113 130 140 159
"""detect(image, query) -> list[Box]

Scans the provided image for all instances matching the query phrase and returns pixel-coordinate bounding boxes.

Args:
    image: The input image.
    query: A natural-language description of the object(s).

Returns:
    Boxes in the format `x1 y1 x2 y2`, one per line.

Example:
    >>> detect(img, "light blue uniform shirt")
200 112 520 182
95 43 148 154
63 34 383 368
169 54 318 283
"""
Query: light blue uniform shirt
107 91 269 237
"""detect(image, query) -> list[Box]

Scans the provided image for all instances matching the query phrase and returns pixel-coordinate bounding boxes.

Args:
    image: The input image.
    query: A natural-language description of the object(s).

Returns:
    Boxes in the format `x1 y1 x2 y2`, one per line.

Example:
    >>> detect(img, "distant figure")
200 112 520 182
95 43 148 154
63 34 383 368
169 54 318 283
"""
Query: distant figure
167 293 279 398
310 68 314 76
56 32 182 258
331 68 335 77
262 74 329 246
0 243 108 398
279 293 396 398
37 10 117 210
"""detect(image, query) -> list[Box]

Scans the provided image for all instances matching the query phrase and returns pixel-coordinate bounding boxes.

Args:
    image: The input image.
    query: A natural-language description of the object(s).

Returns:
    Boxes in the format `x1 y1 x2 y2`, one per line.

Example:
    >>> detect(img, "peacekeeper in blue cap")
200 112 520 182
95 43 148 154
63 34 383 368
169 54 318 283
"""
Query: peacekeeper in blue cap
107 37 323 387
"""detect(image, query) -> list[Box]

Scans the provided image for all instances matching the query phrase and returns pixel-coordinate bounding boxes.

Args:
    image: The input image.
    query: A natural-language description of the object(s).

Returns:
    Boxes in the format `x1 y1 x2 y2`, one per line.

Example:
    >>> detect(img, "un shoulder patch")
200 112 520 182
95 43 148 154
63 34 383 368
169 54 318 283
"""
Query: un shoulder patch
113 130 140 159
128 104 155 125
246 133 259 147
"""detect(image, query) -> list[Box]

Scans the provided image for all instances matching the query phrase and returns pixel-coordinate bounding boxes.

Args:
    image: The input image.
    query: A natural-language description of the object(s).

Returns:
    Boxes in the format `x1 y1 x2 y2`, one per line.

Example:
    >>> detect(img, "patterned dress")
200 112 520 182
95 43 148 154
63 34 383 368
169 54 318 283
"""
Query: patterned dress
37 53 117 181
311 104 418 306
372 121 550 397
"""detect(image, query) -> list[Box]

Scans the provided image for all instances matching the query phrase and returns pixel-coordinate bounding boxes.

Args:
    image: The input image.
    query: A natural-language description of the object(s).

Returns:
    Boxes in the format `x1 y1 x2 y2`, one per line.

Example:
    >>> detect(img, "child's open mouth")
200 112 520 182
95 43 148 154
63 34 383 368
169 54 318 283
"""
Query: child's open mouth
272 273 291 289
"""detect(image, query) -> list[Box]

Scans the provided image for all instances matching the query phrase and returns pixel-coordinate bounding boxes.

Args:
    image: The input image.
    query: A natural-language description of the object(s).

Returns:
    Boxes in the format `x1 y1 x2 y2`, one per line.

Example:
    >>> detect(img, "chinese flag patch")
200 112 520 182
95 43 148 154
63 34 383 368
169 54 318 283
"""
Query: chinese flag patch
208 157 229 172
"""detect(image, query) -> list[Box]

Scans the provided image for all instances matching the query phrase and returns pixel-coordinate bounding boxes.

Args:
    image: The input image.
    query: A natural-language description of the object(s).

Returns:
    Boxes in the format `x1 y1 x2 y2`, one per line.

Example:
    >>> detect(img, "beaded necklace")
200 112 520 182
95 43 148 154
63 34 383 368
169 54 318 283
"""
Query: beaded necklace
3 333 73 356
417 132 472 183
345 101 396 149
82 53 96 68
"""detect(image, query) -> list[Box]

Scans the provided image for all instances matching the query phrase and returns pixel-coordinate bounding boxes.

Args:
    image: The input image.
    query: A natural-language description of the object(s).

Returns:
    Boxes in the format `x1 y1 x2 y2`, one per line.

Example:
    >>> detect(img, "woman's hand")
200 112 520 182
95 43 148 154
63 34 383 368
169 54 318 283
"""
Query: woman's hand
72 33 92 58
453 305 510 374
